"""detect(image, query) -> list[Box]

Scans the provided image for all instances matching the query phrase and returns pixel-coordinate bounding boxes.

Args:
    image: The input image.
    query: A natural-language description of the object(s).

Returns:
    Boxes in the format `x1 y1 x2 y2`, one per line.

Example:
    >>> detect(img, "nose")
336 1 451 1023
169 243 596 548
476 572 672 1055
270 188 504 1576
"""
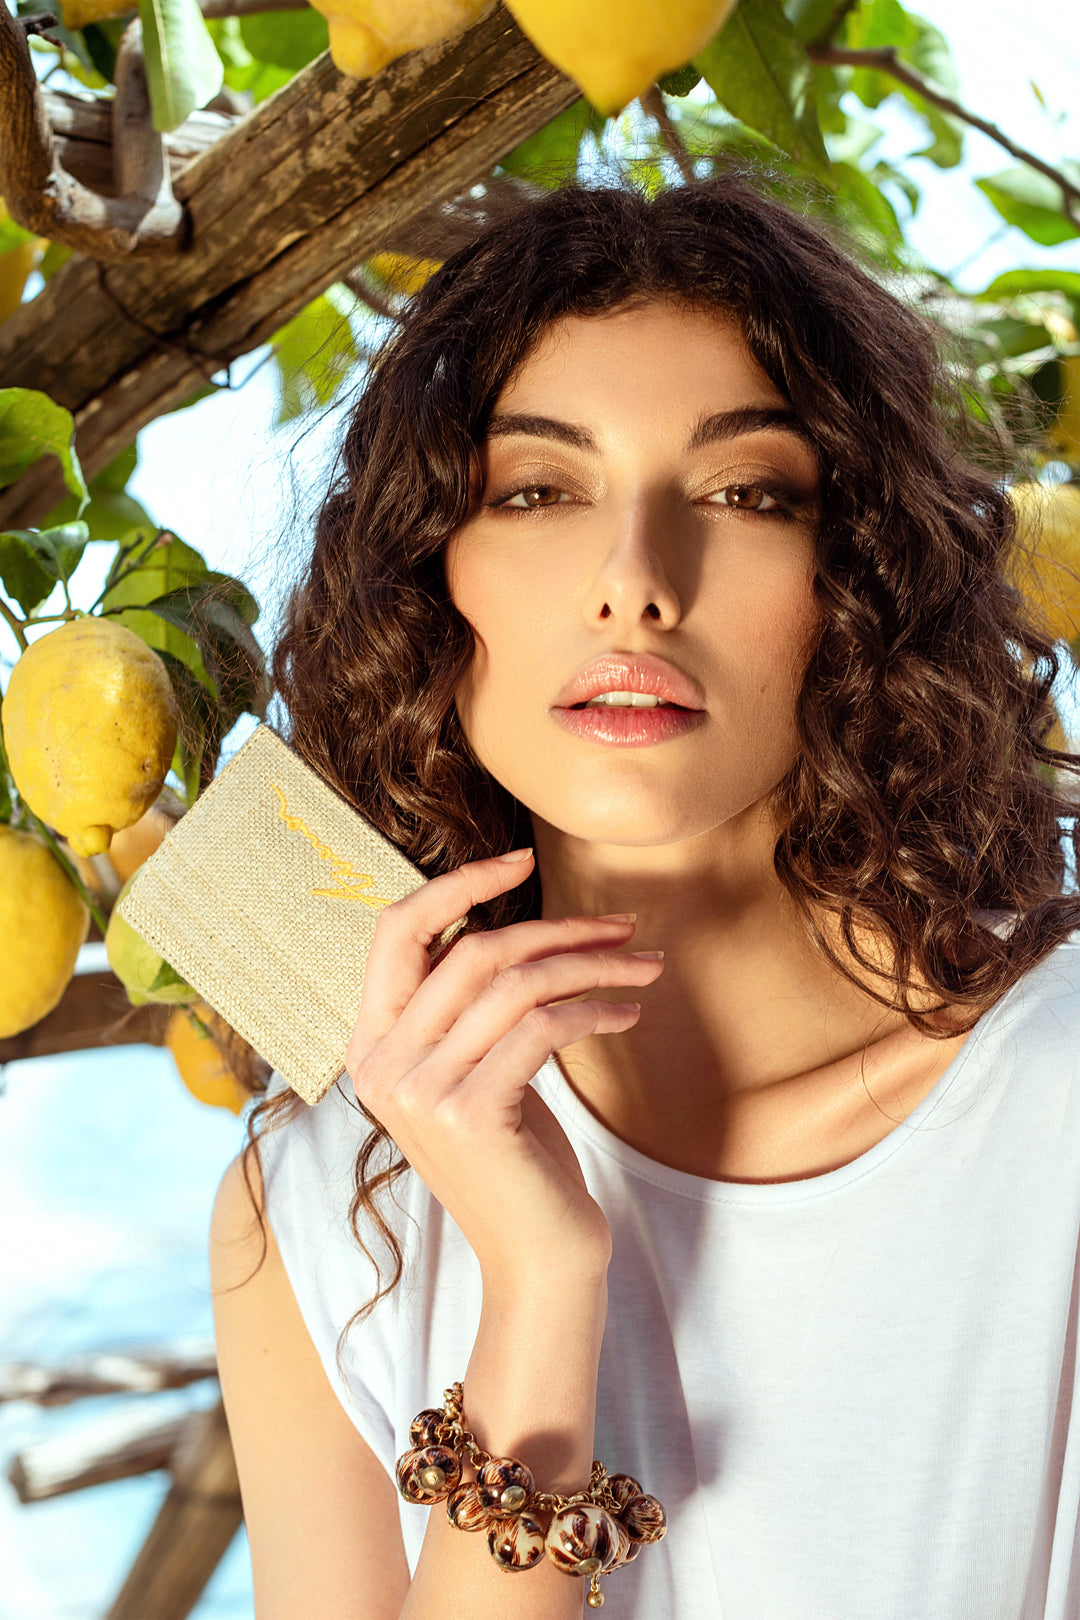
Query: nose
583 495 683 628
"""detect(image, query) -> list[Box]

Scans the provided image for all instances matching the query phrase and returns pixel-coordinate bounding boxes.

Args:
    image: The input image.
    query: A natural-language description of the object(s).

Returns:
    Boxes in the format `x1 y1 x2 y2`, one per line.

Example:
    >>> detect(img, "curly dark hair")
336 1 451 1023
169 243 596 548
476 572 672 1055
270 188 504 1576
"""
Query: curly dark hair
233 172 1080 1362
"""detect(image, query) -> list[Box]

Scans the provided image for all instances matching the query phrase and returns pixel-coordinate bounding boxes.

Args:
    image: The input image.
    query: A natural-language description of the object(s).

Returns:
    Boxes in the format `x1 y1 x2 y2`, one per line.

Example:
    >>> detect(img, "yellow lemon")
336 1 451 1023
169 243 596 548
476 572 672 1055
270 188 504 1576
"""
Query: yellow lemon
1008 481 1080 645
165 1005 248 1114
309 0 489 79
106 875 198 1008
368 251 442 297
1049 354 1080 463
59 0 136 29
106 792 184 884
0 825 89 1038
503 0 737 116
1 616 179 859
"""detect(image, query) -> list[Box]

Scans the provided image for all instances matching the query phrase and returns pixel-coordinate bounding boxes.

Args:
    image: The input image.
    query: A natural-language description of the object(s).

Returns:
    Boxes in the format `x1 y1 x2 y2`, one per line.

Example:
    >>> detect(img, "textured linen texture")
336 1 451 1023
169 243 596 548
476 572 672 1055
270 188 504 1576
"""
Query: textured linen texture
116 724 461 1103
258 934 1080 1618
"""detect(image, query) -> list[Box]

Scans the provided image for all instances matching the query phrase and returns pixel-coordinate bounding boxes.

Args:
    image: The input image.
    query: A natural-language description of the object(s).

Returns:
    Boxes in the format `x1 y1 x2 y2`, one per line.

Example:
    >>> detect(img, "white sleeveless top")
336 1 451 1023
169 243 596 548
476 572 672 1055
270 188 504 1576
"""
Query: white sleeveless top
257 932 1080 1618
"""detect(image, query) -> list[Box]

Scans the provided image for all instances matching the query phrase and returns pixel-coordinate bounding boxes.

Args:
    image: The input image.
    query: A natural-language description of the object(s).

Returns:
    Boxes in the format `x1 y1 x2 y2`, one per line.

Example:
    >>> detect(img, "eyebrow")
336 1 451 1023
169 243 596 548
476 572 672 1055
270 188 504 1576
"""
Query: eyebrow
484 405 814 456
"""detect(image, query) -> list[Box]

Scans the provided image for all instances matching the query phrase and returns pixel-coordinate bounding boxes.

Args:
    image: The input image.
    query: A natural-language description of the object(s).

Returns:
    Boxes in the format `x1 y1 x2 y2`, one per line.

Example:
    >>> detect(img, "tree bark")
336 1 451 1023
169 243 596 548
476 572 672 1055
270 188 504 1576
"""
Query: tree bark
104 1399 243 1620
0 970 169 1063
0 5 575 529
0 1342 218 1407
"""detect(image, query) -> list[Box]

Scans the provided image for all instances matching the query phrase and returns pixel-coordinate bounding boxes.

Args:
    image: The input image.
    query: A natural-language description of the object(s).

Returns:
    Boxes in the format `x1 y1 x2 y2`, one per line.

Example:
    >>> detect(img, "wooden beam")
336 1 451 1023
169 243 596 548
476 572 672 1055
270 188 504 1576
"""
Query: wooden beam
0 5 575 528
0 1342 218 1406
42 88 236 196
8 1403 192 1503
105 1400 243 1620
0 970 169 1063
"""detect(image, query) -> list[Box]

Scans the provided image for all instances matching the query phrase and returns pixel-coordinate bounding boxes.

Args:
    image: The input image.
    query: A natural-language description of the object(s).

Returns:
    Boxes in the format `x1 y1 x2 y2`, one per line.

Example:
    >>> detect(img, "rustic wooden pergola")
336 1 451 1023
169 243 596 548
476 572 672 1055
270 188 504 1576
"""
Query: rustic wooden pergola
0 7 576 1613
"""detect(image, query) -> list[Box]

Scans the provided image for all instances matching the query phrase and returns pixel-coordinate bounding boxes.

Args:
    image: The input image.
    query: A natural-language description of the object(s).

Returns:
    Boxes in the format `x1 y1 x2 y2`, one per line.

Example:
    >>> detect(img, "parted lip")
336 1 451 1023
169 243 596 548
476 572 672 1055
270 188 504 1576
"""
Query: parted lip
553 653 706 711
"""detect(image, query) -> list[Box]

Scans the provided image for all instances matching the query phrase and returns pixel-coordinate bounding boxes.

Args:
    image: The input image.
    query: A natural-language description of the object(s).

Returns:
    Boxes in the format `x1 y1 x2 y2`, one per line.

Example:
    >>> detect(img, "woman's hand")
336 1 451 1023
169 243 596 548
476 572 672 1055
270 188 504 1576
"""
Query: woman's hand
344 850 664 1289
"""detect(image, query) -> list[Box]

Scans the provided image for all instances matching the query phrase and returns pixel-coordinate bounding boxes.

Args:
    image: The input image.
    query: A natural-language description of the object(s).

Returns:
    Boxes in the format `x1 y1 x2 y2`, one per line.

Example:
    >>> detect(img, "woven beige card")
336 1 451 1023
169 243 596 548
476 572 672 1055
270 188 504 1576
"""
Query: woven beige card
115 724 465 1105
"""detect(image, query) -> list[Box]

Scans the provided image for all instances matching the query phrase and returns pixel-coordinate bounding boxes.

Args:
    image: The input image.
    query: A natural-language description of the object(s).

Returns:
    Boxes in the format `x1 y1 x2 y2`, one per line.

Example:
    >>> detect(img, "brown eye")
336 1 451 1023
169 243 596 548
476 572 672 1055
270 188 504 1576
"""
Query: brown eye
505 485 567 508
712 484 778 511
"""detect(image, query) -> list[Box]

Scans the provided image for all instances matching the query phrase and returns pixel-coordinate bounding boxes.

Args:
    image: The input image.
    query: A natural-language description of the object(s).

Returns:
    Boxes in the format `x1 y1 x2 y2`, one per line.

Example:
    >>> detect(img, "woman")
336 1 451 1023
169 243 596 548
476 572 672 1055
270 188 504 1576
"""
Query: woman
210 175 1080 1619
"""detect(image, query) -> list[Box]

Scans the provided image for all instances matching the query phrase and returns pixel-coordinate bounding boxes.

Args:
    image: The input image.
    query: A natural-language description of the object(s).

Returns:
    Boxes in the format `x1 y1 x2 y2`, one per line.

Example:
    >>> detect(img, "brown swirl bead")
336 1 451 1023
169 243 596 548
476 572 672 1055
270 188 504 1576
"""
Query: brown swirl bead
606 1472 645 1514
409 1408 446 1448
487 1511 547 1572
607 1514 640 1570
621 1492 668 1543
395 1444 462 1505
445 1482 494 1532
545 1503 621 1576
475 1456 536 1515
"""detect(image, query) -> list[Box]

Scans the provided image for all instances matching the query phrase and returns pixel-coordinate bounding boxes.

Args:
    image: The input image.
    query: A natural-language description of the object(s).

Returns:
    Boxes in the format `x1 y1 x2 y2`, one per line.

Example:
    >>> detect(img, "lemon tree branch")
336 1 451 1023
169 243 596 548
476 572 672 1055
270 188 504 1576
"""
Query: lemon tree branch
807 43 1080 228
21 807 109 937
0 596 29 653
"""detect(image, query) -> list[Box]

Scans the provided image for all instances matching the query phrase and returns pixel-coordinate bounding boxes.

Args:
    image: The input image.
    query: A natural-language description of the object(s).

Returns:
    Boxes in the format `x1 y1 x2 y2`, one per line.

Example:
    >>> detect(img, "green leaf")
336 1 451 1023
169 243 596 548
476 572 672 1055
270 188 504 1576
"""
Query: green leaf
269 294 361 425
0 523 88 613
656 64 701 97
845 0 918 51
138 0 224 133
0 389 88 512
138 581 268 738
157 648 213 803
0 216 38 254
239 7 328 69
977 269 1080 305
498 100 598 189
81 16 132 82
976 168 1080 247
101 530 216 693
784 0 841 44
0 533 55 615
38 242 73 283
695 0 831 180
39 443 155 543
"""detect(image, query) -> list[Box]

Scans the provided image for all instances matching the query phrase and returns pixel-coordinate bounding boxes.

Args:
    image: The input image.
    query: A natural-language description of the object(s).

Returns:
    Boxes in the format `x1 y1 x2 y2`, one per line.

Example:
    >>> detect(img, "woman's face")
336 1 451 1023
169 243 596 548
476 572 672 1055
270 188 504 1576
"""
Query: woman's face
443 299 822 853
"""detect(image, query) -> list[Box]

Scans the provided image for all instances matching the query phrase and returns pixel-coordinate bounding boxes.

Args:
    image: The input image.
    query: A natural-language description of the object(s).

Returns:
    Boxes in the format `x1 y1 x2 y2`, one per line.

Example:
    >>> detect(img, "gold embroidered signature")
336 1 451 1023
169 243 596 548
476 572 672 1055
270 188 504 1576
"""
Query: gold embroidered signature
271 783 393 909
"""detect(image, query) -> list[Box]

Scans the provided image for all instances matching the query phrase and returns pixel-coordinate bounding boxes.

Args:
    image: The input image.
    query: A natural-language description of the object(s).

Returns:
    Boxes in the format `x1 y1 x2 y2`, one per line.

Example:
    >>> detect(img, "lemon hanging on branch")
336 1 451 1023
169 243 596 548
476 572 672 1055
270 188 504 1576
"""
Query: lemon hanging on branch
1 616 179 859
165 1004 249 1115
0 825 89 1038
503 0 739 115
106 875 198 1008
311 0 490 80
1008 481 1080 645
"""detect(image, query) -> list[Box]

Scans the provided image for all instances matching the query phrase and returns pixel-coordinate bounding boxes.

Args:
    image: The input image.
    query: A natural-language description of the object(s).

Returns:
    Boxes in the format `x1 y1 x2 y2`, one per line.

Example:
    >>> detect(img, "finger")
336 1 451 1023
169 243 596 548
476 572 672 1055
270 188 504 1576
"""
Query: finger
422 998 643 1133
388 944 663 1074
352 849 536 1050
380 914 642 1050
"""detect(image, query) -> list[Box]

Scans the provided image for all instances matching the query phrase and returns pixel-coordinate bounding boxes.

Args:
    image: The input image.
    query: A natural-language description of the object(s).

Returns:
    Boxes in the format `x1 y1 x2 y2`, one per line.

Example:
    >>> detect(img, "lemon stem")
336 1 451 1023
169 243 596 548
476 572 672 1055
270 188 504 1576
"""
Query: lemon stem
23 809 109 938
0 595 28 652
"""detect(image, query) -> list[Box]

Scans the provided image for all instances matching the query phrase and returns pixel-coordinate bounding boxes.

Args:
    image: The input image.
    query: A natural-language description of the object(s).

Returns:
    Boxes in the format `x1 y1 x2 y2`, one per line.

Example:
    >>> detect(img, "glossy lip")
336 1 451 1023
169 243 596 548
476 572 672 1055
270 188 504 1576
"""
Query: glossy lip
552 653 706 712
552 704 706 747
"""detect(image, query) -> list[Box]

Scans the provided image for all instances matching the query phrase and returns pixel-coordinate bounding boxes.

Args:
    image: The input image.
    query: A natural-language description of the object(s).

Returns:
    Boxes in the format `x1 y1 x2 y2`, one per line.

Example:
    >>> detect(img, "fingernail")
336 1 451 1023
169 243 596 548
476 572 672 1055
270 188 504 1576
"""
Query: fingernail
498 847 533 862
631 950 664 960
598 912 636 924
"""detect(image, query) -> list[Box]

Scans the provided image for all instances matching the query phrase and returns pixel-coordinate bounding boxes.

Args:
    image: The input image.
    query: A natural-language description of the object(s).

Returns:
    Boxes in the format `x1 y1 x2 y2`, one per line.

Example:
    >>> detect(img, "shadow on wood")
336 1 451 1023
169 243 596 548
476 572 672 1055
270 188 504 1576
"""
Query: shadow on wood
105 1398 243 1620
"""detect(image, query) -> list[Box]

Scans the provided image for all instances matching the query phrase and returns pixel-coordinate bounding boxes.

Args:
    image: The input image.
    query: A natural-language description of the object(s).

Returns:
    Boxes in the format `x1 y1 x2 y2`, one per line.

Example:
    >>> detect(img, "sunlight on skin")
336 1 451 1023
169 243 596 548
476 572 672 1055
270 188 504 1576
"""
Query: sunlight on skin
444 302 973 1183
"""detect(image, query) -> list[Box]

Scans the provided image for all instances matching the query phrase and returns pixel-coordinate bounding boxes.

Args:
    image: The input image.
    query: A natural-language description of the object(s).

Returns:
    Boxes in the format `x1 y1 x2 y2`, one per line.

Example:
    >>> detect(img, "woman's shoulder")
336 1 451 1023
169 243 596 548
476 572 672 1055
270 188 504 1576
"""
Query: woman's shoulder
976 923 1080 1065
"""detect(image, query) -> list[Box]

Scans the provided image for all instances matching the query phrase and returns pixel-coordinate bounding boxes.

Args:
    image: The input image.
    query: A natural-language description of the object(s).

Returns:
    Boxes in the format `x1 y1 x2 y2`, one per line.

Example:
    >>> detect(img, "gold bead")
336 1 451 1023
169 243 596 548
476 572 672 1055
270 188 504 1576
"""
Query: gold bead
419 1465 447 1491
586 1582 606 1608
501 1484 527 1511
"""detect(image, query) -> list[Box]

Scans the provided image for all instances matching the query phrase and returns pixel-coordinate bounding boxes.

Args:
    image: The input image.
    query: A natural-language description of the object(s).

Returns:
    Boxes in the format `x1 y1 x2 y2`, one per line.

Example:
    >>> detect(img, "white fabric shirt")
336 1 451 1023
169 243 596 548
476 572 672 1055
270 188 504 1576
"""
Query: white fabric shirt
258 931 1080 1618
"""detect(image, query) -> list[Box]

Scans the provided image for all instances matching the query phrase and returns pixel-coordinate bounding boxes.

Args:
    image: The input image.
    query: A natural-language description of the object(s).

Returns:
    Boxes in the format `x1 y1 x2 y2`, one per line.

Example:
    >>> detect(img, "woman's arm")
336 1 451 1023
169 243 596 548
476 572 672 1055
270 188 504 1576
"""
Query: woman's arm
210 1150 410 1620
211 1149 609 1620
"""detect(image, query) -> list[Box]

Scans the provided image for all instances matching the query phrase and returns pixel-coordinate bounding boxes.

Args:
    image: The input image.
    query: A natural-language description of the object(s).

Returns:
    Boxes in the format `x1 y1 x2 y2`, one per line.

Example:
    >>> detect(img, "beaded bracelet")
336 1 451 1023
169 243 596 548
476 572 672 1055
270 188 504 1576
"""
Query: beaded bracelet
394 1382 667 1609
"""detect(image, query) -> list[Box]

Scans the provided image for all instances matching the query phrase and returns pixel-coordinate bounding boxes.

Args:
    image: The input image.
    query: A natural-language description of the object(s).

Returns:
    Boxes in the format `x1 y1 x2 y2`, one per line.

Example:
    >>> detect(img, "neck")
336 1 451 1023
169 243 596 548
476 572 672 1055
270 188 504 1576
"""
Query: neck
531 805 965 1179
